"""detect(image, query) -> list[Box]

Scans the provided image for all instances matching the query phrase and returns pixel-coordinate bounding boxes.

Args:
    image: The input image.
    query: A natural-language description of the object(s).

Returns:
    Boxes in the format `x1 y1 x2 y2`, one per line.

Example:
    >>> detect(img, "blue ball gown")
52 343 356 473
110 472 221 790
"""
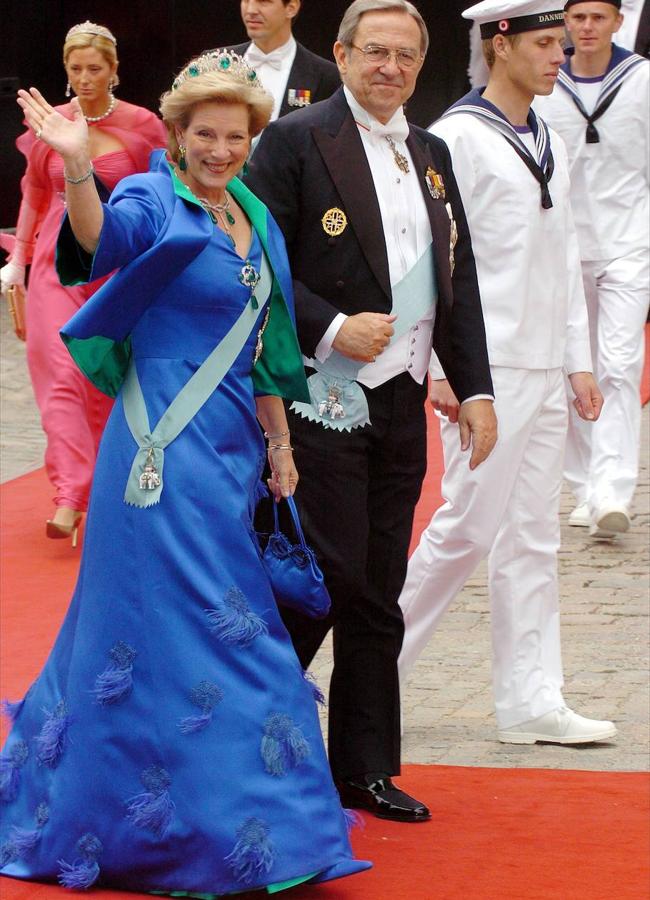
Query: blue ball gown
0 155 371 896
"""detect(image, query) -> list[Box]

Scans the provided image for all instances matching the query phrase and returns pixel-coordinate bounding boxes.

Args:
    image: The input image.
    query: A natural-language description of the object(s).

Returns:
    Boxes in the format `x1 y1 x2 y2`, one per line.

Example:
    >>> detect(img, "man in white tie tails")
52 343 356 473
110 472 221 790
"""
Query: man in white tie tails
399 0 618 745
225 0 340 122
247 0 497 820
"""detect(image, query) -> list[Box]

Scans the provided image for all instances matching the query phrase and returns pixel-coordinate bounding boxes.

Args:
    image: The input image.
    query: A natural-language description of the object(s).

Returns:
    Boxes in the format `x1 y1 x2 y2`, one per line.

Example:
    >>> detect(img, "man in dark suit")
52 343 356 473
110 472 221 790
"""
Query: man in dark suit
247 0 497 823
227 0 340 120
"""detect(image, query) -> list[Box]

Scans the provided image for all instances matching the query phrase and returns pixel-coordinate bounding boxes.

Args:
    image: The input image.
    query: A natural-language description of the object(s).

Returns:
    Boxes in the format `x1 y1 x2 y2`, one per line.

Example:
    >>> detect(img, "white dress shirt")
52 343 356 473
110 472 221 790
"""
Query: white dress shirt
244 35 297 122
314 87 435 389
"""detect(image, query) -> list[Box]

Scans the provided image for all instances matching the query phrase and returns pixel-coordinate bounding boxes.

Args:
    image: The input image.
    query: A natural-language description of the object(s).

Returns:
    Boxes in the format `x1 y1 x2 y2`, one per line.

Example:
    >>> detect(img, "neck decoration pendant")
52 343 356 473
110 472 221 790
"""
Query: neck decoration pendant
139 448 161 491
385 135 410 174
317 382 346 420
197 191 236 245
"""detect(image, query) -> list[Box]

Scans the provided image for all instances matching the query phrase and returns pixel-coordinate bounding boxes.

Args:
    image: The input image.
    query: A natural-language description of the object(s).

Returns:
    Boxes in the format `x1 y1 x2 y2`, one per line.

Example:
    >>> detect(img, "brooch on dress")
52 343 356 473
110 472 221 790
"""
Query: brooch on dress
239 261 262 308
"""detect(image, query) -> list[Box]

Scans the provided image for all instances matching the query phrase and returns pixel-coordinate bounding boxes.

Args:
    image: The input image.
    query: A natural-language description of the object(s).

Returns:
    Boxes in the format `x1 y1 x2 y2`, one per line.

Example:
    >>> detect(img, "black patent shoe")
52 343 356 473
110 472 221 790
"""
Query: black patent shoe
337 775 431 822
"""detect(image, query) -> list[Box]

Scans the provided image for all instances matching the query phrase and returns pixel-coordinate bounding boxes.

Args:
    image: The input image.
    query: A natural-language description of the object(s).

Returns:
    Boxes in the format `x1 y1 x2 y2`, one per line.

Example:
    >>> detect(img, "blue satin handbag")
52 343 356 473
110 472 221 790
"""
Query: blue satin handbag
262 496 331 619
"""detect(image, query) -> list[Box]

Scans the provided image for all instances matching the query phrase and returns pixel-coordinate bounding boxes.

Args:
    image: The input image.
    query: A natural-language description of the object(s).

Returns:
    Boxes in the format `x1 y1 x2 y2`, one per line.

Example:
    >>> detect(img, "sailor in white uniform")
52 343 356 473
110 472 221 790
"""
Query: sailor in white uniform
536 0 649 537
399 0 618 745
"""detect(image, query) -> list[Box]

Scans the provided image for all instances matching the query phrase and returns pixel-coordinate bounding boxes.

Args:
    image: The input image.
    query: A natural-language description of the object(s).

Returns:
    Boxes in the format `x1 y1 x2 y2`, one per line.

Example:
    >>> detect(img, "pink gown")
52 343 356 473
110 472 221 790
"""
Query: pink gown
3 101 166 511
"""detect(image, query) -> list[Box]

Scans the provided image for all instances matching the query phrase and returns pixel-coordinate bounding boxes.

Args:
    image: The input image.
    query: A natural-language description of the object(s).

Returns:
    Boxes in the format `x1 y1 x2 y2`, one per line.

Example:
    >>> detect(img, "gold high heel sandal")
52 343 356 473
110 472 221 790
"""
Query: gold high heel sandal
45 510 83 548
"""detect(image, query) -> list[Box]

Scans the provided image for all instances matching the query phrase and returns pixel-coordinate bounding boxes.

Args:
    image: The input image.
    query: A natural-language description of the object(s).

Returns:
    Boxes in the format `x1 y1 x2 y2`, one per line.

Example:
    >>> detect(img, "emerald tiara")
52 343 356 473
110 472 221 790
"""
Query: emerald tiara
172 49 265 92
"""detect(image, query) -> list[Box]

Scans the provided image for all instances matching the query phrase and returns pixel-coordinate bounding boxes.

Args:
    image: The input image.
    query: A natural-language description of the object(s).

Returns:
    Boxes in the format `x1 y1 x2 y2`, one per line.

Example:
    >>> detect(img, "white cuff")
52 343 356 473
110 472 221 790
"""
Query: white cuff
314 312 348 362
461 394 494 404
428 349 445 381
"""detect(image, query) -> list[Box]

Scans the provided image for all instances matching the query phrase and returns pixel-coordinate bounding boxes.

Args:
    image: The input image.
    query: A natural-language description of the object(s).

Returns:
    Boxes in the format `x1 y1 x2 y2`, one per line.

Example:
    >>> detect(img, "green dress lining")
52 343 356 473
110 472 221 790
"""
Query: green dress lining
150 869 318 897
57 164 309 405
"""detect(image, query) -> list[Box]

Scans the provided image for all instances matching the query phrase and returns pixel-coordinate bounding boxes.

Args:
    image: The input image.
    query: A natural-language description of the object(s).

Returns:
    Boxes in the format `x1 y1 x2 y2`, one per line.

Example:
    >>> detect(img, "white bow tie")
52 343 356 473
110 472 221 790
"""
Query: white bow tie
368 118 410 144
247 45 286 71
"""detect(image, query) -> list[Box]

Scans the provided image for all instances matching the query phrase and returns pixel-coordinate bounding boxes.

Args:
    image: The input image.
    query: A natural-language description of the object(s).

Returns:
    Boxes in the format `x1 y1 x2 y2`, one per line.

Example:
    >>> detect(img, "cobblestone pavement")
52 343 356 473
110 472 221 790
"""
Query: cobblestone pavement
1 303 648 771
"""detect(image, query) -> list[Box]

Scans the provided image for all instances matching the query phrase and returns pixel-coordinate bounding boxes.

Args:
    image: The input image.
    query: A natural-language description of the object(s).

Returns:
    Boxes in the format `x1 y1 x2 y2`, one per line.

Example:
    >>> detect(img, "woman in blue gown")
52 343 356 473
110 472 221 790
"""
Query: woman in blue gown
0 51 371 896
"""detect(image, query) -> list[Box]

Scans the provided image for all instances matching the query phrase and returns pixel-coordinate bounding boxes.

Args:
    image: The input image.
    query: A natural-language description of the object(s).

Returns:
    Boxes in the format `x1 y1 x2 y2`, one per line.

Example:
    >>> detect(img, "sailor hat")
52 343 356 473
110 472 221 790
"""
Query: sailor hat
463 0 565 39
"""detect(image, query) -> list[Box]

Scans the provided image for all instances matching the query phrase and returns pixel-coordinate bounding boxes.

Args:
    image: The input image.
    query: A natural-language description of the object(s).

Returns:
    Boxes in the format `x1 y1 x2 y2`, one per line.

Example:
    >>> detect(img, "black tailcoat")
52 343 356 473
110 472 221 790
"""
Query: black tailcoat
247 87 492 403
228 41 341 116
246 87 493 781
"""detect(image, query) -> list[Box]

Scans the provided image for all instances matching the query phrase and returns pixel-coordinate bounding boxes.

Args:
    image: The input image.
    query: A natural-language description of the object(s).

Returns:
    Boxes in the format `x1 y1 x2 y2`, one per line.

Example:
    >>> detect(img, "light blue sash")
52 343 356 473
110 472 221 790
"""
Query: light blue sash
291 243 437 431
121 253 273 507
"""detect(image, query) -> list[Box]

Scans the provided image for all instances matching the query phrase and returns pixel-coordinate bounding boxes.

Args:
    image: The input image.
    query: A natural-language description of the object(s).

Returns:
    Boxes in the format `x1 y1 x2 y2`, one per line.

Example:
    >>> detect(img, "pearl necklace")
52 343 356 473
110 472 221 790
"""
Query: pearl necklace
84 94 117 123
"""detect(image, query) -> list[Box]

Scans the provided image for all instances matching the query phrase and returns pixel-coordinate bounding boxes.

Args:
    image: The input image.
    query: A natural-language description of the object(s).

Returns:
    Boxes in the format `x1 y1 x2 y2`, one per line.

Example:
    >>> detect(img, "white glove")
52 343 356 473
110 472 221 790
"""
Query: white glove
0 261 26 296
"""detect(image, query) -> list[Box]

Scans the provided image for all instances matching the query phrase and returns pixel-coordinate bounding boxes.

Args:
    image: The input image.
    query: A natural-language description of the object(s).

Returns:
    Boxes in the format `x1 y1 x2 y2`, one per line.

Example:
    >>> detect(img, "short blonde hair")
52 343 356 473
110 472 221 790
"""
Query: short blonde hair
159 70 273 162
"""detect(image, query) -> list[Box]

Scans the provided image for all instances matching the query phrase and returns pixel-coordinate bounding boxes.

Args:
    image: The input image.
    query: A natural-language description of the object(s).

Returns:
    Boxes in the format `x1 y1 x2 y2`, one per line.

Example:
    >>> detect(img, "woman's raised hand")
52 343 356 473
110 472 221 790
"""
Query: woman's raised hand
17 88 88 160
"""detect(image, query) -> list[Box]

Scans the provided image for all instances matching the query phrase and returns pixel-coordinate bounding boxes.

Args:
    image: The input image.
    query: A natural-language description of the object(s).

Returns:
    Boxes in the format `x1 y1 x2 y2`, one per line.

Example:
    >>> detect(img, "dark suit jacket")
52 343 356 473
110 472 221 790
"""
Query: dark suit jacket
226 41 340 117
246 88 493 404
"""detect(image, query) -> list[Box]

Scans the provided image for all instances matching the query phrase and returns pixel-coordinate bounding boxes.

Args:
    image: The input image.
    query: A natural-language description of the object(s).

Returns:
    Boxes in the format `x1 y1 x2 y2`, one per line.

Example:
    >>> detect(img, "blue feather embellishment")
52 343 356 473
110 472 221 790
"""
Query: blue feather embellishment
225 817 274 885
205 586 268 646
9 802 50 856
57 833 102 889
125 766 174 837
35 700 71 768
303 669 326 706
344 808 365 832
0 741 29 803
261 714 310 776
0 842 19 866
1 699 24 723
93 641 137 705
179 680 223 734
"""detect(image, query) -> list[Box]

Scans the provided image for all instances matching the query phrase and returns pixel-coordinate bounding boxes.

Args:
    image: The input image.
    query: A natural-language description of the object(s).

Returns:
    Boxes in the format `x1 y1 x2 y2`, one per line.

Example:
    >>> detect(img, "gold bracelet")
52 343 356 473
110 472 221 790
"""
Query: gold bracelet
264 430 290 439
268 444 293 451
64 164 95 185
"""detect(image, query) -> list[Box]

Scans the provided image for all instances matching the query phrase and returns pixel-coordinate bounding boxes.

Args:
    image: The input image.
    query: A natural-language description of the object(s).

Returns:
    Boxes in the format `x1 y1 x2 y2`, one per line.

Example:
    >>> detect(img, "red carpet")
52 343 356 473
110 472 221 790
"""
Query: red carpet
0 756 647 900
642 323 650 406
1 383 649 898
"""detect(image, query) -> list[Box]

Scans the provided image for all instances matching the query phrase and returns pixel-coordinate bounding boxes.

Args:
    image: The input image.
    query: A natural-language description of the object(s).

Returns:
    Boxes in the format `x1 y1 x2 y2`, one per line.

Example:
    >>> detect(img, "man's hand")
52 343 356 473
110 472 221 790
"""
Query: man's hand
429 378 460 423
458 399 498 470
568 371 603 422
332 312 397 362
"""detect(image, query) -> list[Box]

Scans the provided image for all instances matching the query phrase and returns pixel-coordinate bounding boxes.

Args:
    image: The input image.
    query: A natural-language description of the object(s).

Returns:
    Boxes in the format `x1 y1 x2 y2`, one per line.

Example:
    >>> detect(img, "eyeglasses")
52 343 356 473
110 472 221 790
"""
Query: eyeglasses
350 43 422 70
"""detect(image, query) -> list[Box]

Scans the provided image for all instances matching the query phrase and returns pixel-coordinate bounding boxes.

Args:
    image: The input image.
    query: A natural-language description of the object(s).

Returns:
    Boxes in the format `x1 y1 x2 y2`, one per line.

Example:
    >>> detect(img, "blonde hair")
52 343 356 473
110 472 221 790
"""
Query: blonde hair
160 71 274 162
63 31 119 86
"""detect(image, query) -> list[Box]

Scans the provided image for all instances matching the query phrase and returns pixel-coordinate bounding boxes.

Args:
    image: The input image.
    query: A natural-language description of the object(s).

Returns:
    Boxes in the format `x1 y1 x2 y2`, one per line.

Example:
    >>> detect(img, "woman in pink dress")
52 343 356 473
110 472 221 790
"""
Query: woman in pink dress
0 21 166 544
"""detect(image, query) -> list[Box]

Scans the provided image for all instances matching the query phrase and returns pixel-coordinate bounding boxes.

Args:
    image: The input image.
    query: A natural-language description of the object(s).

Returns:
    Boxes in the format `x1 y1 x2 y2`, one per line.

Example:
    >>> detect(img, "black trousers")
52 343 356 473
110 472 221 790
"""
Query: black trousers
282 372 428 781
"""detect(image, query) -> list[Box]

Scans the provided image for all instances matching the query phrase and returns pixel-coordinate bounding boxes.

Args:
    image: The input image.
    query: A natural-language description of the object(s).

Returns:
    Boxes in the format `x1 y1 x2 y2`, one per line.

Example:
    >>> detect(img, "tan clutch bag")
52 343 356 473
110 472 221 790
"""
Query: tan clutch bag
6 285 26 341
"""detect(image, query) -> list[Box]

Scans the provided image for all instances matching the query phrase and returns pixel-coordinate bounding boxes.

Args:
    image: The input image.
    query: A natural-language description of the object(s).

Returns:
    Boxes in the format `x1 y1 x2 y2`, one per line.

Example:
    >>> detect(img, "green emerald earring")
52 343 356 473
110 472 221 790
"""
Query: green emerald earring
179 145 187 172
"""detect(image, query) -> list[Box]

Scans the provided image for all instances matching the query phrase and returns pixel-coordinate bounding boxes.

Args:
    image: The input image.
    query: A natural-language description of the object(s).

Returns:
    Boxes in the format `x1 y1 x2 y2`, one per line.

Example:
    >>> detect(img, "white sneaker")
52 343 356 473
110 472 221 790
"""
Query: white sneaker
568 503 591 527
590 505 630 538
498 707 617 745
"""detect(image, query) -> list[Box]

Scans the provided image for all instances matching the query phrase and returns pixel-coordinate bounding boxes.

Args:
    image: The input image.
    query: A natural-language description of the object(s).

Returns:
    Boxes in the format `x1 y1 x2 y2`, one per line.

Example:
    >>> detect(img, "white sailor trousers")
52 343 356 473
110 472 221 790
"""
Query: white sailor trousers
399 367 568 729
564 248 649 511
